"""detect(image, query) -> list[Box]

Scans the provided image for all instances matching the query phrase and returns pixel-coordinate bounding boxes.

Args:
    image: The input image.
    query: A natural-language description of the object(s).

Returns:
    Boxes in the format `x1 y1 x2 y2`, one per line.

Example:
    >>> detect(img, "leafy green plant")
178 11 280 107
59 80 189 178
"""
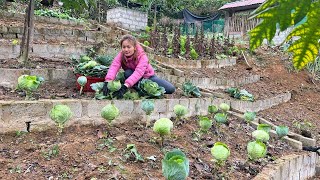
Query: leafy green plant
198 116 213 133
141 99 155 127
219 103 230 112
17 75 44 100
143 41 150 46
138 79 166 98
123 144 144 162
107 80 122 99
252 130 270 142
243 111 256 123
42 145 60 160
293 120 314 137
225 87 254 102
77 76 87 95
49 104 73 133
190 48 199 60
214 113 228 125
123 90 140 100
208 105 219 114
247 140 267 161
90 82 106 100
182 81 201 98
211 142 230 166
249 0 320 69
153 118 173 147
275 125 289 139
162 149 189 180
101 104 120 124
173 104 188 123
257 124 272 133
180 35 187 55
96 138 117 152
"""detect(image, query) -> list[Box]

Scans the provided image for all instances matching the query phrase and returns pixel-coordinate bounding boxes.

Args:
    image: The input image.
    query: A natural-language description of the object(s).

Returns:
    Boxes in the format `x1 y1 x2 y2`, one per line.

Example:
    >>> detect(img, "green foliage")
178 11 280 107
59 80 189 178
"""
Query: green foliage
219 103 230 112
208 105 219 114
249 0 320 69
198 116 213 132
173 104 188 120
306 56 320 81
214 113 228 124
293 119 314 132
107 80 121 92
243 111 256 123
153 118 173 137
123 90 140 100
17 75 44 100
77 76 87 95
257 124 272 133
143 41 150 46
138 79 166 98
211 142 230 165
225 87 254 102
247 140 267 161
101 104 119 123
252 130 270 142
49 105 72 133
162 149 189 180
275 125 289 139
95 55 114 67
141 99 155 116
123 144 144 162
182 81 201 98
190 48 199 60
179 35 187 55
42 145 60 160
35 9 84 22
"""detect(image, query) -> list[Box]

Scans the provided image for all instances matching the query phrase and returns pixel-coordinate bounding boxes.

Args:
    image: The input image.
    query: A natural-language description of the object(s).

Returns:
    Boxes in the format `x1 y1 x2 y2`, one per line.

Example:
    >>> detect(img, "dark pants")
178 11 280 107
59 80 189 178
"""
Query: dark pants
124 69 176 94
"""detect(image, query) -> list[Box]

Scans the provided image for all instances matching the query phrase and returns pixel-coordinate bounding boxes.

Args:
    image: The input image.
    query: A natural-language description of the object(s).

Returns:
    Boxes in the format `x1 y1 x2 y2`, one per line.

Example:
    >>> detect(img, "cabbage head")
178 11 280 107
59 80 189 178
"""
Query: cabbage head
101 104 120 123
153 118 173 136
141 99 154 115
247 141 267 161
214 113 228 124
276 125 289 139
211 142 230 162
257 124 272 133
219 103 230 112
83 60 98 69
243 111 256 123
49 104 72 130
162 149 189 180
77 76 87 86
252 130 270 142
174 104 188 118
199 116 212 132
107 80 121 92
138 79 165 98
208 105 219 114
18 75 44 93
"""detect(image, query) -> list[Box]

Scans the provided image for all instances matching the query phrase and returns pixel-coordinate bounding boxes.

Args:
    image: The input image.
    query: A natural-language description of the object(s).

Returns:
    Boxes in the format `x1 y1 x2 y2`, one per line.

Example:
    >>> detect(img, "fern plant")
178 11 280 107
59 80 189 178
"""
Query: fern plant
249 0 320 69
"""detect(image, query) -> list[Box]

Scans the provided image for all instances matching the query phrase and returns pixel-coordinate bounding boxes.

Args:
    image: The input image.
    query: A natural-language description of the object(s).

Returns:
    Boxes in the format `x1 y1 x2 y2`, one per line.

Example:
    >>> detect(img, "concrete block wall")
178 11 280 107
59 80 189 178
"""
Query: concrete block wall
107 7 148 31
154 55 237 69
253 153 319 180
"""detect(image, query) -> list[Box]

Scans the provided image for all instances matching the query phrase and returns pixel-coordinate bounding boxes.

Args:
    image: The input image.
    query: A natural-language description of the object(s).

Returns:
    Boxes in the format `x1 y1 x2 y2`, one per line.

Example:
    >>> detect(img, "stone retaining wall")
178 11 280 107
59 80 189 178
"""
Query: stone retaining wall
154 55 236 69
0 44 88 60
107 7 148 31
253 152 319 180
158 73 261 90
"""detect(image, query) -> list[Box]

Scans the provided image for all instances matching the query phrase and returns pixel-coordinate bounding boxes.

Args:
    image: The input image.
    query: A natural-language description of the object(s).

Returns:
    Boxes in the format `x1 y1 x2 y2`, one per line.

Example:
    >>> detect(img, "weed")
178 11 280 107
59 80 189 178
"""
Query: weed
42 144 59 160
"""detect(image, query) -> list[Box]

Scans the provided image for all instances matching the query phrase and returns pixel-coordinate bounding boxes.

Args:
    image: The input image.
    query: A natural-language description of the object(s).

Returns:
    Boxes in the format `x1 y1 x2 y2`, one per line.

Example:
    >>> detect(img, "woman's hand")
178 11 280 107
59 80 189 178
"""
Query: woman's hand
102 82 109 96
114 84 128 99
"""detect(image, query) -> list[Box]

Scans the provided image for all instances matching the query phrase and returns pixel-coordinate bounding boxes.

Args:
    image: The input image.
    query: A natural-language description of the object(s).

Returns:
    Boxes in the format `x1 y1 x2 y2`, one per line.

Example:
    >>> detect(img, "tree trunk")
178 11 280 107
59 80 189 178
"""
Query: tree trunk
20 0 35 66
153 4 157 31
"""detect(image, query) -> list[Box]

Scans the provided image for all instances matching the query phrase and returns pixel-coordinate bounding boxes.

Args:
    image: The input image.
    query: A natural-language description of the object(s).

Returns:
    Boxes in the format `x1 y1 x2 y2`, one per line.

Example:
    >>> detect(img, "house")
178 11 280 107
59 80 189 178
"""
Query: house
219 0 265 37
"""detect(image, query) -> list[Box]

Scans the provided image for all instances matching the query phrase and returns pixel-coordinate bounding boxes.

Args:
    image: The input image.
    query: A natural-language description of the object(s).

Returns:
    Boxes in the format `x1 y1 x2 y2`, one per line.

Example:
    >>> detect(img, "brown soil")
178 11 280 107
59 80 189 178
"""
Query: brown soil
0 114 302 180
0 57 72 69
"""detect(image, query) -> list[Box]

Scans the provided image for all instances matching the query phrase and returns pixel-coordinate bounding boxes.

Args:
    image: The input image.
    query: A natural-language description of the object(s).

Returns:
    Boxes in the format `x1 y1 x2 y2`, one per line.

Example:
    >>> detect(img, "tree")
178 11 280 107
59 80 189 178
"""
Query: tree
249 0 320 70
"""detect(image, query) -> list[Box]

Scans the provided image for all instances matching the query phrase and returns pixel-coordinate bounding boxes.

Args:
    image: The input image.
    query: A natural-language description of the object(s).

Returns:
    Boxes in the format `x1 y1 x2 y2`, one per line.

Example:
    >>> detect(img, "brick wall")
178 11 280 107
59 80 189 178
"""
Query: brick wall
106 7 148 31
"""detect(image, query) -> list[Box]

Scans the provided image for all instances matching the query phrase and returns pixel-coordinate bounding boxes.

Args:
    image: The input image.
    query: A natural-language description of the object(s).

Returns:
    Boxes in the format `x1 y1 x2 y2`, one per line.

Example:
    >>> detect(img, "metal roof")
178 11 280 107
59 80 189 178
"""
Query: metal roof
219 0 265 10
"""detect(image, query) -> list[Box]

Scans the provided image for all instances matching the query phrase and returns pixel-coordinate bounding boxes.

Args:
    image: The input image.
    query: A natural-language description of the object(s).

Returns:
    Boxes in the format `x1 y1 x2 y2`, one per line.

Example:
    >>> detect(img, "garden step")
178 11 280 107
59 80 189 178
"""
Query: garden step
158 72 261 90
154 54 237 69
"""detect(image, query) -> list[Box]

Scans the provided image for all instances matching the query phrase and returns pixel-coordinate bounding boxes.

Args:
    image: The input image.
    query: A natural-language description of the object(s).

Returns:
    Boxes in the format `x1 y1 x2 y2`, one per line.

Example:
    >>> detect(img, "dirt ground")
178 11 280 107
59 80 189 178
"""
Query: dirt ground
0 114 302 180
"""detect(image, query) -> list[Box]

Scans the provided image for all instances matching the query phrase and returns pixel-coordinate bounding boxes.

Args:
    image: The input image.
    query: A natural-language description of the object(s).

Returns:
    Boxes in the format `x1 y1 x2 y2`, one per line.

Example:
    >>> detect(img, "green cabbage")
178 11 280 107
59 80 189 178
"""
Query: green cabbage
101 104 120 123
17 75 44 99
257 124 272 133
162 149 189 180
211 142 230 162
276 125 289 139
141 99 154 115
219 103 230 112
77 76 87 86
243 111 256 123
138 79 165 98
49 104 72 131
208 105 219 114
174 104 188 119
107 80 121 92
153 118 173 136
83 60 98 69
252 130 270 142
247 141 267 161
214 113 228 124
198 116 212 132
80 55 91 62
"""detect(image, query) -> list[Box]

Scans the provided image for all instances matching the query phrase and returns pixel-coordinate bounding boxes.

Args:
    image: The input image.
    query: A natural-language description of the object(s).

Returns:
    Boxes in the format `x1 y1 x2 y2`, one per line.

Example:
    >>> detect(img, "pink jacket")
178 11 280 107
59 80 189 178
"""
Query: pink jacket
105 44 155 87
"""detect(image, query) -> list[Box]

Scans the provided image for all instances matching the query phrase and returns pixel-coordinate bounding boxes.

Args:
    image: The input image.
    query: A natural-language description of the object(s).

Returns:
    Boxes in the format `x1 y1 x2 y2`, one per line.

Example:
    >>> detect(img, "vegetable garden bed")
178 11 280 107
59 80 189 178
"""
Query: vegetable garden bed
0 113 303 179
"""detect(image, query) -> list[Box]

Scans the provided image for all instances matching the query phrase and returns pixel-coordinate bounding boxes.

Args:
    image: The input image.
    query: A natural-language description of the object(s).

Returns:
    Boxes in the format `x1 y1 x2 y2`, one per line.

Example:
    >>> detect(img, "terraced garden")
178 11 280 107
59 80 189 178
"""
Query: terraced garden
0 9 319 180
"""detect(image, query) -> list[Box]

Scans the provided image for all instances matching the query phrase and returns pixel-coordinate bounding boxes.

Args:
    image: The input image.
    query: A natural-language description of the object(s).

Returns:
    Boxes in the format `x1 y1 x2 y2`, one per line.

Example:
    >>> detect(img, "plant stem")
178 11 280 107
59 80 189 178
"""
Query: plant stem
80 86 83 95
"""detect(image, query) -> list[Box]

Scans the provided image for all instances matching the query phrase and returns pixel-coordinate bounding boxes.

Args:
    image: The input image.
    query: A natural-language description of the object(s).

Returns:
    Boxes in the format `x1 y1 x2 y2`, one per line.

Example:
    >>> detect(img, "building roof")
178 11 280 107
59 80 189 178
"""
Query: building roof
219 0 265 11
